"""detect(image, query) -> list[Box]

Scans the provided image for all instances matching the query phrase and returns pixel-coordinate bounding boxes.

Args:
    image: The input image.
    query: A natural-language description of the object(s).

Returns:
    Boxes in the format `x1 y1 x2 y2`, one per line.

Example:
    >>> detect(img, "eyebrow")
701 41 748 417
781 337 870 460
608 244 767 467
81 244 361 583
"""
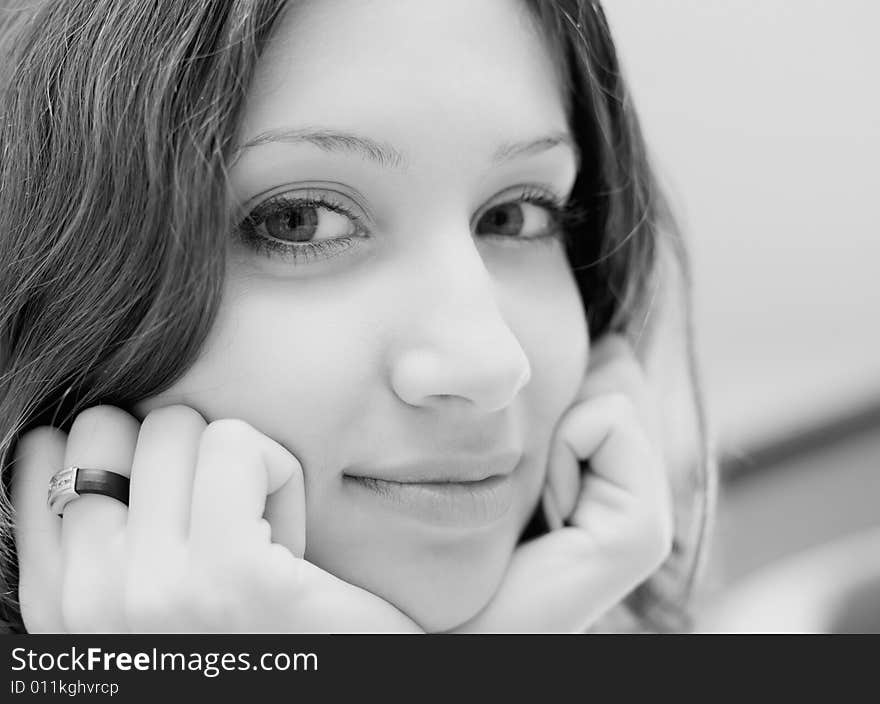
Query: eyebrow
234 128 405 168
233 128 578 169
491 132 579 166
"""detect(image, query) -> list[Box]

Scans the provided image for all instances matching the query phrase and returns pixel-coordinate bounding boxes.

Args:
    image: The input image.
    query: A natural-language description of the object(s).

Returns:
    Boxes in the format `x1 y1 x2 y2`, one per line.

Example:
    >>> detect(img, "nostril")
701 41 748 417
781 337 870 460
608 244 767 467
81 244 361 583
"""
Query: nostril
457 353 531 413
390 342 531 412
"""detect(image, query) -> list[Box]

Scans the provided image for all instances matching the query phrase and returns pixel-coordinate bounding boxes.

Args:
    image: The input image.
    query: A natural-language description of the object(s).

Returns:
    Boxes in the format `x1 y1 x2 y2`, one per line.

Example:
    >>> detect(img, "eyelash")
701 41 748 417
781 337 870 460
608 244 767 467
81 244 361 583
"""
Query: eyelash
481 187 576 245
235 192 366 265
234 187 583 265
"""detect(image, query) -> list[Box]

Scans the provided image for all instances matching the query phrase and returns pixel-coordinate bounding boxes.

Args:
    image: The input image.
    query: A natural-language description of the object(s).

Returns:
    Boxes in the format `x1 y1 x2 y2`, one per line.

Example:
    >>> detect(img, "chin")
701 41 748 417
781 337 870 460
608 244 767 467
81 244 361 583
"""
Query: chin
403 574 505 634
304 485 539 633
376 530 519 634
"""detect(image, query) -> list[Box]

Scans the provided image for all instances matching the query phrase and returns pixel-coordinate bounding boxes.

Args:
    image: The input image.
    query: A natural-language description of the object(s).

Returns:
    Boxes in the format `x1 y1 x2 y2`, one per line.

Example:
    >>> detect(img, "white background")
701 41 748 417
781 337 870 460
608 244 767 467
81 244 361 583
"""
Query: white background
603 0 880 451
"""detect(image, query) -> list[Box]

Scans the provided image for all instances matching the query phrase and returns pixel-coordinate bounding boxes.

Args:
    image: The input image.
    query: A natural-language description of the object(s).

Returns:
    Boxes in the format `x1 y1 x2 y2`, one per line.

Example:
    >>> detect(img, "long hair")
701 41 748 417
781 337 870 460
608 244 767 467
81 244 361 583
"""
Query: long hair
528 0 714 631
0 0 713 632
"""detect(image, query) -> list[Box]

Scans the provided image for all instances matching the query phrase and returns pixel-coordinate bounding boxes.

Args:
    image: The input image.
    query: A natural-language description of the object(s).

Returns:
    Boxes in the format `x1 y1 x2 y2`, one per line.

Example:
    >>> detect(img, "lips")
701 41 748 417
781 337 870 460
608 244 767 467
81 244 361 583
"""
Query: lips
342 452 523 528
344 451 522 484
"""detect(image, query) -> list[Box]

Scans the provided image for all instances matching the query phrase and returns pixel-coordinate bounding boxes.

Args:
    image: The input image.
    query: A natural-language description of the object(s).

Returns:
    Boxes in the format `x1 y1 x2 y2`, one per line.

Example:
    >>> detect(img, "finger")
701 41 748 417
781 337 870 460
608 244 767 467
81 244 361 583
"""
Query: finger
462 395 671 633
562 396 672 556
264 453 306 558
579 336 658 443
540 484 565 532
582 364 659 450
544 427 581 524
545 336 637 520
127 405 206 556
10 426 67 633
547 393 667 522
546 336 660 519
62 405 138 536
563 393 661 499
189 419 299 551
61 405 140 631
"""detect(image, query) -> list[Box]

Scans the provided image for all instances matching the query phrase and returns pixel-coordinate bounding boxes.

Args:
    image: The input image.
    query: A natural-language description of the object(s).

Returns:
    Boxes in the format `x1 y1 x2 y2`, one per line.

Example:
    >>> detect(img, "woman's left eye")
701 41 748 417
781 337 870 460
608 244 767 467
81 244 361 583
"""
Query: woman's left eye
475 200 561 240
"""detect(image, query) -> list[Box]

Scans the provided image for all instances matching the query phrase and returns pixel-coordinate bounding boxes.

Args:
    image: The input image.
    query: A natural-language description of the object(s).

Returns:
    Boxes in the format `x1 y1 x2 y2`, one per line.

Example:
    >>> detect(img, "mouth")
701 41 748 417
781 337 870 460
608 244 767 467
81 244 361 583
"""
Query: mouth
346 451 522 484
343 457 521 529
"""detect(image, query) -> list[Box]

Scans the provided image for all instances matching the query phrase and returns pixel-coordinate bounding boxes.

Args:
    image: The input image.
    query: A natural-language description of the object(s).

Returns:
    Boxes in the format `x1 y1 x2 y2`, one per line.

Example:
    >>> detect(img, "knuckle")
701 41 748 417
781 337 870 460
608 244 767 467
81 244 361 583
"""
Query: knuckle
141 404 206 433
14 425 67 455
66 406 140 470
69 405 136 437
602 392 637 425
202 418 256 447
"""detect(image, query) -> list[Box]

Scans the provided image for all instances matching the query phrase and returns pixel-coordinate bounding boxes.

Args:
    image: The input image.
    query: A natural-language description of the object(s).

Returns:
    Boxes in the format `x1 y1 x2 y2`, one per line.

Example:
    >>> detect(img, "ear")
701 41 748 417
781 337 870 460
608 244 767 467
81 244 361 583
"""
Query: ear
10 426 68 633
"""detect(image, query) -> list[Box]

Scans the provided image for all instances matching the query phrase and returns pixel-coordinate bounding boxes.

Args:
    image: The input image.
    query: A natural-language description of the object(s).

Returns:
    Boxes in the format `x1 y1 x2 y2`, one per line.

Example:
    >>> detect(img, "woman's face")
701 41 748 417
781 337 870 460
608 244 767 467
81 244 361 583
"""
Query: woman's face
135 0 588 631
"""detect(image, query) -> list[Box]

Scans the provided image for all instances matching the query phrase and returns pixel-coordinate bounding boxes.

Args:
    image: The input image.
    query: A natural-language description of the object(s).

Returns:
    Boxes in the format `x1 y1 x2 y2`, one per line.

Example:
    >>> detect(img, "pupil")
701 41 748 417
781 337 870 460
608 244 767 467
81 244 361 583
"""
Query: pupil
477 203 523 236
265 206 318 241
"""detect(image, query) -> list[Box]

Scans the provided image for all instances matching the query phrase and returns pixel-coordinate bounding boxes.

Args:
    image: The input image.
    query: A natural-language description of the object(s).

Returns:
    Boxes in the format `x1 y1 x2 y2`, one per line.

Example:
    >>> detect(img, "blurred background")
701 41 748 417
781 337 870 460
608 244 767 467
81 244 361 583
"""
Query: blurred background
604 0 880 632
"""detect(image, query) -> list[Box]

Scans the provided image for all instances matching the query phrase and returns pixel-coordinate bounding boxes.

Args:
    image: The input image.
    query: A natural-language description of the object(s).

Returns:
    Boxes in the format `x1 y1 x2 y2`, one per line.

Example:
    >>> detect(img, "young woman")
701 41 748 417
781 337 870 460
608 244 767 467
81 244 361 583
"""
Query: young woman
0 0 714 632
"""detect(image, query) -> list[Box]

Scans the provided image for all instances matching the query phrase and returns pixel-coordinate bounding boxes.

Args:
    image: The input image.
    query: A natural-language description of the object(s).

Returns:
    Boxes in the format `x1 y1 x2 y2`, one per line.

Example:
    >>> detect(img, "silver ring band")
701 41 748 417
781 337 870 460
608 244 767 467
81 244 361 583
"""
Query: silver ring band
47 465 130 517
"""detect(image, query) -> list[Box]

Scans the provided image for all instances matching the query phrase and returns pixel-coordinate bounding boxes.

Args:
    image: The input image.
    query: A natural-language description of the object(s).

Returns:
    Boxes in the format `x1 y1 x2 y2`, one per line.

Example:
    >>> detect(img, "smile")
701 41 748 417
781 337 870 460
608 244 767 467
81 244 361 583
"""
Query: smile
343 472 517 529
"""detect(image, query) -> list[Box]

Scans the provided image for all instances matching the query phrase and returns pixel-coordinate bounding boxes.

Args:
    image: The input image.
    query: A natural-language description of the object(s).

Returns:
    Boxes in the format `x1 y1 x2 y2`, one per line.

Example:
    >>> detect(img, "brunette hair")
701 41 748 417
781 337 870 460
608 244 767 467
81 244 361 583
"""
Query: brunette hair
0 0 713 632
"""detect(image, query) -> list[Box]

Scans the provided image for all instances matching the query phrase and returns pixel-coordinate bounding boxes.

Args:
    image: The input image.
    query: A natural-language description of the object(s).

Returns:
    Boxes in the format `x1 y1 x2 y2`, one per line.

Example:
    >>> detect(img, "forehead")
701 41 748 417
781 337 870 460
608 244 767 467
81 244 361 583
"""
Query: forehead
236 0 569 152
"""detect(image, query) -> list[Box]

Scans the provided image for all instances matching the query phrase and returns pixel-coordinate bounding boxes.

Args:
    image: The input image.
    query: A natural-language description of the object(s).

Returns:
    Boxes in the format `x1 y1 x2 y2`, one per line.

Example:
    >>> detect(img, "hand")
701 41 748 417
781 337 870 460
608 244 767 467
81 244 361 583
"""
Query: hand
451 335 673 633
12 405 422 633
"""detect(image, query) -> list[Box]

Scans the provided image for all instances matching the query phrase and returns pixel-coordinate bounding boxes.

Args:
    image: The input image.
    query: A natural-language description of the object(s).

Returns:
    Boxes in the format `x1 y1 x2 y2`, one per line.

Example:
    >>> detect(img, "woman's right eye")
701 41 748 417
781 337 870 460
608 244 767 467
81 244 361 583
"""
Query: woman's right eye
236 193 367 264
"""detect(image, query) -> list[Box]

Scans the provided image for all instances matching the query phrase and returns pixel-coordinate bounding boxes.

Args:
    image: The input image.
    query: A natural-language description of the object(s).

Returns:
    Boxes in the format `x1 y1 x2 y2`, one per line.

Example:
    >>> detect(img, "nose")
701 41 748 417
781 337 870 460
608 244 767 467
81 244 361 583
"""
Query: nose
389 236 532 413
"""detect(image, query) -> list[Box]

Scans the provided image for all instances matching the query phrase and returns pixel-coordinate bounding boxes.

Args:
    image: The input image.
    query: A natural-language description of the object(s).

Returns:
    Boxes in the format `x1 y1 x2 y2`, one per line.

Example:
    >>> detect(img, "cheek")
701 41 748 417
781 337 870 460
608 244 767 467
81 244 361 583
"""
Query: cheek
133 280 380 474
495 249 589 426
131 250 588 629
134 249 588 474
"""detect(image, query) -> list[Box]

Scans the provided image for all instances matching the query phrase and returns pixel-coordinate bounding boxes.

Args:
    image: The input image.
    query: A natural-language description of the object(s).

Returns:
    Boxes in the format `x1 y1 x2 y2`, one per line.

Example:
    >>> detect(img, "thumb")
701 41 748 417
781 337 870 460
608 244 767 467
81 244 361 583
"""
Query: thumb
544 409 583 523
263 448 306 559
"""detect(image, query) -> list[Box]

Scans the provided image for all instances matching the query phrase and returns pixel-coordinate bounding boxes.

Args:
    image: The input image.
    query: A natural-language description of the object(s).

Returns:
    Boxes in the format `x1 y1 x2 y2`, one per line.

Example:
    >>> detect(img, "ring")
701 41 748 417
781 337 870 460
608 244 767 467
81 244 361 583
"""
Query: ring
47 466 130 517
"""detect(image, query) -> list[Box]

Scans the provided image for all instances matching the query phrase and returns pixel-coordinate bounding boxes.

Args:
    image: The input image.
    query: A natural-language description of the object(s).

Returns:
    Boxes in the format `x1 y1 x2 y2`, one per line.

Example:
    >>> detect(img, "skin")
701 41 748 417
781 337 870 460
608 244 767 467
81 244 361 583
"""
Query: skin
132 0 588 631
13 336 673 633
11 0 677 634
